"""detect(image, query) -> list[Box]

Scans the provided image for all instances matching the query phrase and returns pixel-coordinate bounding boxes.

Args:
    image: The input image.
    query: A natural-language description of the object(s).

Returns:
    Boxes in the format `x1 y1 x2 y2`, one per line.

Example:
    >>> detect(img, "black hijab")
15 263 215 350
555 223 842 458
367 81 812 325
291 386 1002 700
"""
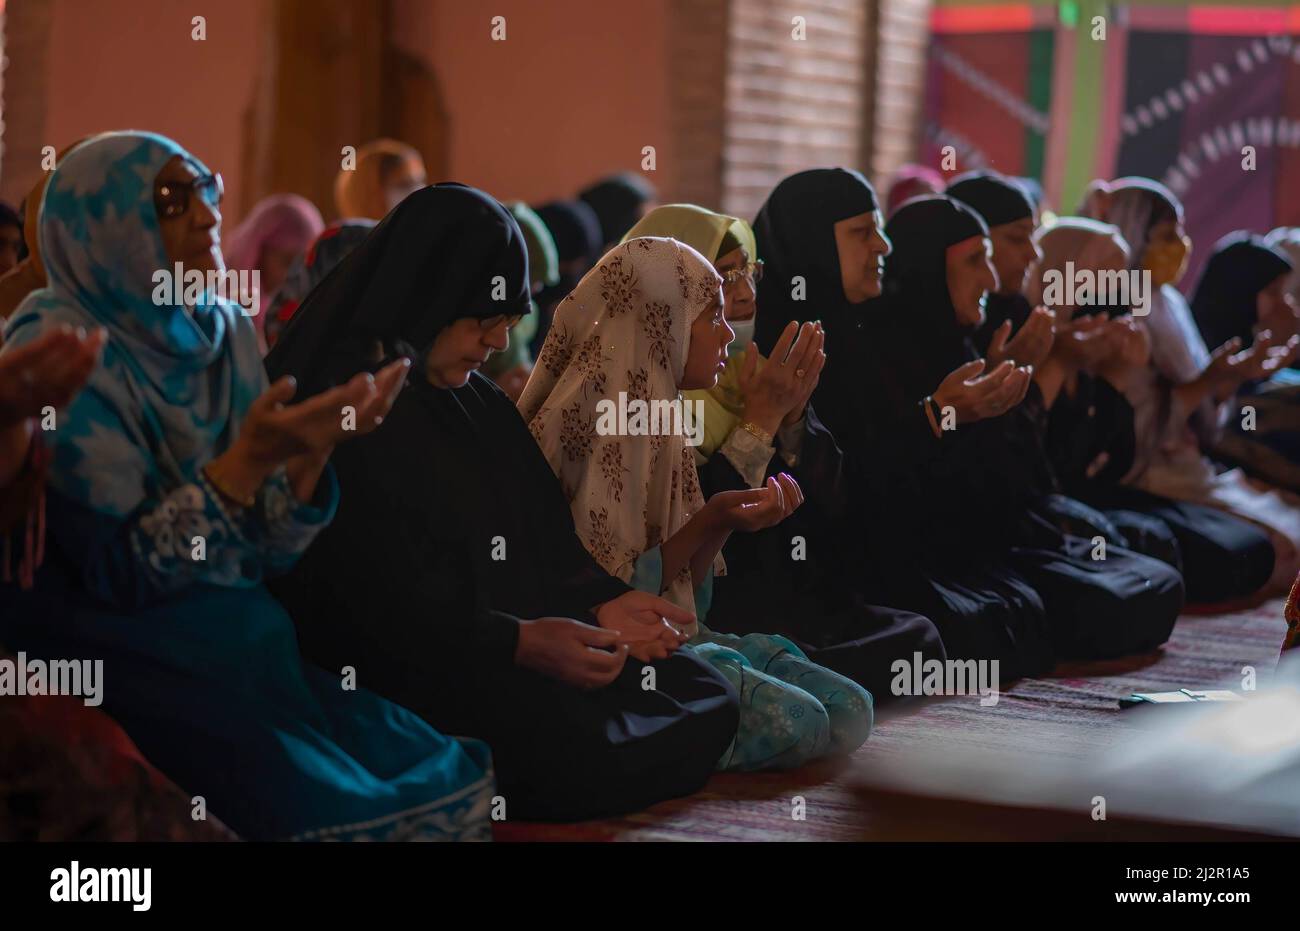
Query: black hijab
536 199 603 266
751 167 880 356
877 198 1055 551
533 199 603 325
266 184 625 677
578 172 656 249
266 183 530 397
877 196 990 399
946 172 1036 342
945 172 1034 230
1191 231 1292 352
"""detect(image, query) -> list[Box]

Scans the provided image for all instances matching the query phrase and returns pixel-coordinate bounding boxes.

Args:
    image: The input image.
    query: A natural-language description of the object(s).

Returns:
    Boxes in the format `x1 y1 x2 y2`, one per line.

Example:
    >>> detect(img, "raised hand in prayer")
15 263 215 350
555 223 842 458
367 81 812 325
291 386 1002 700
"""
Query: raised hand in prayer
1094 316 1152 383
514 617 629 689
707 472 804 533
931 358 1032 426
986 306 1056 370
1242 329 1300 378
1202 332 1299 401
0 325 106 428
205 357 410 505
594 589 693 662
0 326 106 488
737 321 825 435
1050 314 1117 373
780 322 827 428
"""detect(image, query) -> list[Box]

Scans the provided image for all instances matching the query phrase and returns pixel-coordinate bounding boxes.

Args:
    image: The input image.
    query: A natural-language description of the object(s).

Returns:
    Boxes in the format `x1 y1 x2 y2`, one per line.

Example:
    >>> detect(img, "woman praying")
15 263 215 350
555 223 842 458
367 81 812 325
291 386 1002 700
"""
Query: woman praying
618 203 946 700
267 183 740 821
0 132 494 841
520 235 873 771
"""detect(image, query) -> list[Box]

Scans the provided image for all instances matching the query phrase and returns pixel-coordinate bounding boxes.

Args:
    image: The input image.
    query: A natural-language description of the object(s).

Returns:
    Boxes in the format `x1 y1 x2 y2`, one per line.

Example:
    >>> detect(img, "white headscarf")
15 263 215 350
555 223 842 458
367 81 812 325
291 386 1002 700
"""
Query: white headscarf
518 237 724 621
1028 217 1130 311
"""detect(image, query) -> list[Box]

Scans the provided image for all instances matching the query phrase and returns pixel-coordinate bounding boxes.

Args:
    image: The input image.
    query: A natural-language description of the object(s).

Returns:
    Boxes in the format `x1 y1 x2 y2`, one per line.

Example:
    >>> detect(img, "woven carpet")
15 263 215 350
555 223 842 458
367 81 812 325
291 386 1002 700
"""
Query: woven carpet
493 597 1289 841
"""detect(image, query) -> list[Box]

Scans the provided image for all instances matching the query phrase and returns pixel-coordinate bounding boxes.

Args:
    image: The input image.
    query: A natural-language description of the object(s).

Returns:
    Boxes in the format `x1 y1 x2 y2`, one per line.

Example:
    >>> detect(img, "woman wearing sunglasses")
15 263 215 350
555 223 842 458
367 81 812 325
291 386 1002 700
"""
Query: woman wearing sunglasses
0 132 495 841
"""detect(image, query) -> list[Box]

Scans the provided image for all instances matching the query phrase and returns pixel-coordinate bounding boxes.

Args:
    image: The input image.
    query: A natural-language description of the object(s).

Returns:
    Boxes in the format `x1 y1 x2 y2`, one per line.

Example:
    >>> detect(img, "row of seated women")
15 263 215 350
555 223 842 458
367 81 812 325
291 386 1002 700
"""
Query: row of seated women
1 130 1298 841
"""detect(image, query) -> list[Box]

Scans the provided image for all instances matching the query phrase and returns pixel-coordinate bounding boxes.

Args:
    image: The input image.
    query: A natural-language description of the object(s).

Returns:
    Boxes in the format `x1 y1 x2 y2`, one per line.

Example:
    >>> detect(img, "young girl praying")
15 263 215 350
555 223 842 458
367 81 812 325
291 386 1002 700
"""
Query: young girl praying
520 236 873 771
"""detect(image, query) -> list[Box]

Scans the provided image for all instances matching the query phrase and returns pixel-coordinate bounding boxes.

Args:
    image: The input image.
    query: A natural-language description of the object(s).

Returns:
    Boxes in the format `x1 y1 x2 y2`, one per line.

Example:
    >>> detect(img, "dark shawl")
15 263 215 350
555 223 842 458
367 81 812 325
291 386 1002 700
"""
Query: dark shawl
752 167 879 353
535 200 603 267
266 182 532 397
946 172 1038 345
265 184 627 713
578 172 656 249
750 179 1033 563
945 171 1034 229
1191 231 1292 352
866 197 1055 561
750 169 935 509
532 199 605 351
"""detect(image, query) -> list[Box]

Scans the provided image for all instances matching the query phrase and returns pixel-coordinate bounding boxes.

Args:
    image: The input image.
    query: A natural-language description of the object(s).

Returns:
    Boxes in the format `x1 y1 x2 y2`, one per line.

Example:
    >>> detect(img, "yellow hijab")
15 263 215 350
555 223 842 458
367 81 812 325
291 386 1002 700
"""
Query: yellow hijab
621 205 760 457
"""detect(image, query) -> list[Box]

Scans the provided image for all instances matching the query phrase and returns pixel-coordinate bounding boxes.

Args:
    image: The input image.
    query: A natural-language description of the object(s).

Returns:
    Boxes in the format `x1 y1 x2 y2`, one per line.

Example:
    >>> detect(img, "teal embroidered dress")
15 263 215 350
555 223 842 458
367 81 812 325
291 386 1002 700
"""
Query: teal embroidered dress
0 132 493 840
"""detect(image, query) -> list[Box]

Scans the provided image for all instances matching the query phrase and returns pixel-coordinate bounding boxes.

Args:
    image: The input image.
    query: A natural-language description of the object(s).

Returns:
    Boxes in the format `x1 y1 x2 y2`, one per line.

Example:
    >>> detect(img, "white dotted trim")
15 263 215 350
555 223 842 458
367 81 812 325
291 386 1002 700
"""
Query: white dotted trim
1162 116 1300 195
933 45 1051 135
1124 37 1289 139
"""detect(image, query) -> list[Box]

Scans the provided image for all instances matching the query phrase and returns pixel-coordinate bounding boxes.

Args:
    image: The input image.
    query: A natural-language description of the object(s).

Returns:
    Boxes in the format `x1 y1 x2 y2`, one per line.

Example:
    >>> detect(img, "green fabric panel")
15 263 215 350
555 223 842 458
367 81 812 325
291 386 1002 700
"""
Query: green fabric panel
1025 28 1055 184
1060 0 1108 213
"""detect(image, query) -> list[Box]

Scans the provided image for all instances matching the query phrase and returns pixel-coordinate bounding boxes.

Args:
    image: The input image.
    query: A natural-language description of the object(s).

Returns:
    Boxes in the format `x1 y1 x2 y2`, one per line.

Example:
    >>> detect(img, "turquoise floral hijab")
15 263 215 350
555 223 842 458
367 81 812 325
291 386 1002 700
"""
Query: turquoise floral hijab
0 131 264 517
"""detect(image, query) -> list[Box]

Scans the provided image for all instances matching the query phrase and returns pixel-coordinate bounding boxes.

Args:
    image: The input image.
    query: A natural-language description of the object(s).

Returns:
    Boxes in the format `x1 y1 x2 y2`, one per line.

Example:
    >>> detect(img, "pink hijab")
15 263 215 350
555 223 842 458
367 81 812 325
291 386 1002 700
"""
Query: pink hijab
885 164 945 217
223 195 324 315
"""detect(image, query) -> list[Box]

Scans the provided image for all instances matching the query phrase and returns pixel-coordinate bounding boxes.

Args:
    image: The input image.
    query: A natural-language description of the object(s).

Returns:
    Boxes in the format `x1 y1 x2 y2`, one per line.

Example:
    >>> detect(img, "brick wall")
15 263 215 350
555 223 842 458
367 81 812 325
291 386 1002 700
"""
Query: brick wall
669 0 931 220
869 0 932 192
720 0 872 221
668 0 729 210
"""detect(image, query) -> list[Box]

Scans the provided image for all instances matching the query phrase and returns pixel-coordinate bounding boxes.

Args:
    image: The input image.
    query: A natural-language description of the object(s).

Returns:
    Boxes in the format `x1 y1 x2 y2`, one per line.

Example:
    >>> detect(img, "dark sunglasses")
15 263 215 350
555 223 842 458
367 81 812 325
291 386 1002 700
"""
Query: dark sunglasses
154 172 224 220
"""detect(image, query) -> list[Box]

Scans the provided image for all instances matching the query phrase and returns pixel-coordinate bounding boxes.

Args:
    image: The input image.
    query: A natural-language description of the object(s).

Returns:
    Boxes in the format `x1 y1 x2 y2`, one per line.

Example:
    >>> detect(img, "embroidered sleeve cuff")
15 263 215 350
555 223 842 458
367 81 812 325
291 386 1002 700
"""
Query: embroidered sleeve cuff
255 466 340 563
775 416 806 467
720 425 774 489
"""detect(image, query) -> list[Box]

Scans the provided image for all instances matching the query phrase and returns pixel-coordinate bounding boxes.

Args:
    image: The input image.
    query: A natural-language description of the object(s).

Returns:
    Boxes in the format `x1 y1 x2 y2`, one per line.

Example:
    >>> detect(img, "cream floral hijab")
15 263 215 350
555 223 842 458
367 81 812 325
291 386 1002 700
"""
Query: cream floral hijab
518 237 724 619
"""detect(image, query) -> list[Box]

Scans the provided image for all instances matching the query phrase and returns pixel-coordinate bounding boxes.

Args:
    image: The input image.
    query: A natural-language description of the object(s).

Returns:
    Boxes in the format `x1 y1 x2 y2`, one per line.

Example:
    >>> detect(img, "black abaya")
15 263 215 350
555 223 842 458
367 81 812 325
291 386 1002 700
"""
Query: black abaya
271 376 739 821
266 184 739 821
695 405 947 700
755 185 1182 675
1046 362 1274 604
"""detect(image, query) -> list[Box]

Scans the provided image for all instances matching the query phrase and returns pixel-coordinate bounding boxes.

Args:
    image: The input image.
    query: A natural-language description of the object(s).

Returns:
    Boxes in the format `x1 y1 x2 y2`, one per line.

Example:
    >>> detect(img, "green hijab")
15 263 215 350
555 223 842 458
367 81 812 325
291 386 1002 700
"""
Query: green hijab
621 203 756 265
483 203 554 377
509 202 559 288
622 204 762 460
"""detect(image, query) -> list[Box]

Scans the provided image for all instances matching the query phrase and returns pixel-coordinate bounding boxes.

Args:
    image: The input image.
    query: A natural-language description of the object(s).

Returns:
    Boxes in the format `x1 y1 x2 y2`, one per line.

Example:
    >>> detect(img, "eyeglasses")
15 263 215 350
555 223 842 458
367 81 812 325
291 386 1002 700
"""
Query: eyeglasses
154 172 224 220
478 313 526 331
721 260 764 290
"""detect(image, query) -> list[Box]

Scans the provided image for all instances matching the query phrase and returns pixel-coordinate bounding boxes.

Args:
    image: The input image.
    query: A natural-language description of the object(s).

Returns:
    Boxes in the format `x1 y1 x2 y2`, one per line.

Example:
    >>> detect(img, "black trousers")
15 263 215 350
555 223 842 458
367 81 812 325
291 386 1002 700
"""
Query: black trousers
1082 485 1274 604
705 575 947 702
873 537 1183 680
1007 537 1184 661
419 650 739 822
878 565 1054 681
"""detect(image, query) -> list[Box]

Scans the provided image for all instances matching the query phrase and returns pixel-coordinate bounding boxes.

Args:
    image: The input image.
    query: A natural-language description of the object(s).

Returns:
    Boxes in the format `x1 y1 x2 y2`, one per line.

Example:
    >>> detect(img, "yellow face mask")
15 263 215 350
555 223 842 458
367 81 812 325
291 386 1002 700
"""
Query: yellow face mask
1142 234 1192 288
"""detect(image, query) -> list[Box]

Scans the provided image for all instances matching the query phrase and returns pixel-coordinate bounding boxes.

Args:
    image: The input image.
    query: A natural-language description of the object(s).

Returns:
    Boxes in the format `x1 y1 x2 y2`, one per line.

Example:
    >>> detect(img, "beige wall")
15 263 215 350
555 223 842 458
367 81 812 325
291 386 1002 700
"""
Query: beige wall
399 0 673 204
9 0 266 216
6 0 675 217
8 0 895 221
